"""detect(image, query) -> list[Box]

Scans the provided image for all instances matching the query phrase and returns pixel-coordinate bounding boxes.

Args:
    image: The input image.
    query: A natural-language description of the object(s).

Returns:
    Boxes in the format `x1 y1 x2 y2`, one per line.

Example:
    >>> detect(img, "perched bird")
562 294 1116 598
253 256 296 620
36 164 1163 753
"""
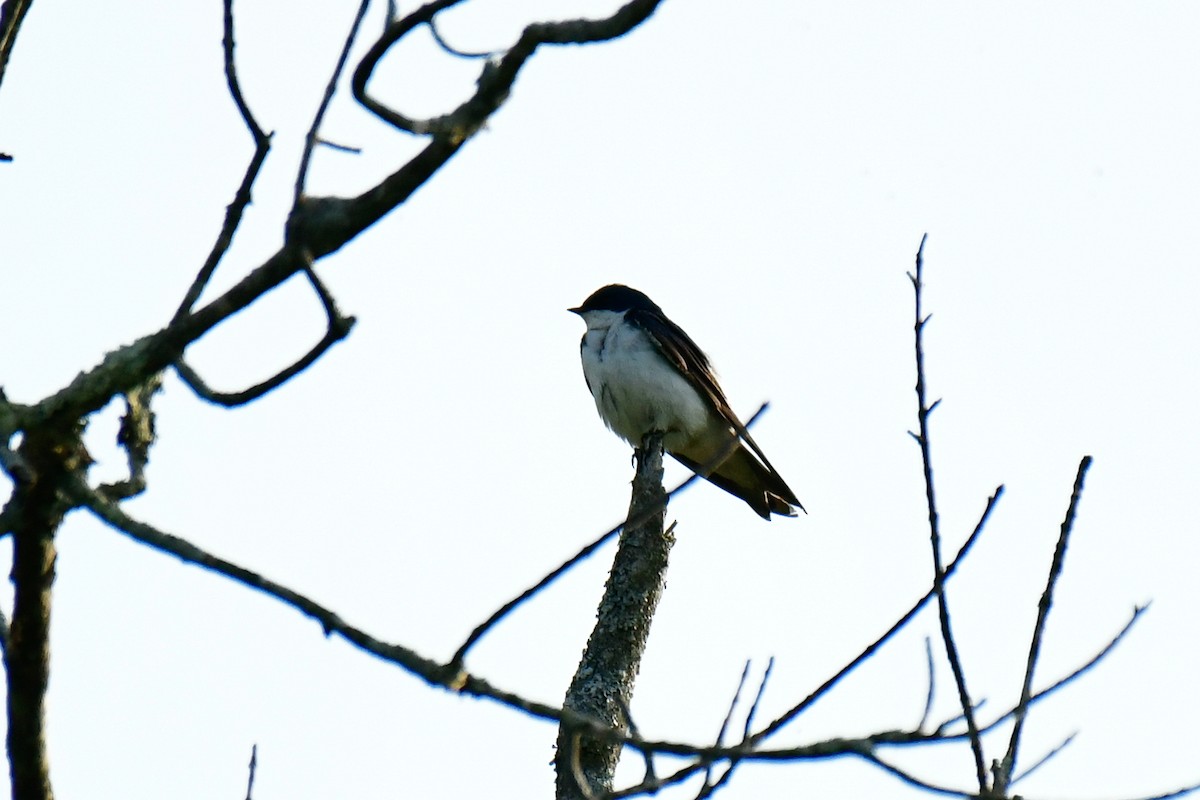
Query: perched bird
570 284 803 519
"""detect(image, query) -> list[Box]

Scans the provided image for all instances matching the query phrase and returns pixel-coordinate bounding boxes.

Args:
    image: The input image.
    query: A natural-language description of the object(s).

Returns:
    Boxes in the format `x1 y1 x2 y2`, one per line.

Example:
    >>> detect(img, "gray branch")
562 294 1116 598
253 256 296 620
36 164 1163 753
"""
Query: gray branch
555 432 674 799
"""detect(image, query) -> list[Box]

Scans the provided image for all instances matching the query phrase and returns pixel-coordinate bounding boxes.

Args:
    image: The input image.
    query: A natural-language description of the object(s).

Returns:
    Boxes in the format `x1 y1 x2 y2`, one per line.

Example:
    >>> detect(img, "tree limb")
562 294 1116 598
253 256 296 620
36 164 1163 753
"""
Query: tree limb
555 432 673 799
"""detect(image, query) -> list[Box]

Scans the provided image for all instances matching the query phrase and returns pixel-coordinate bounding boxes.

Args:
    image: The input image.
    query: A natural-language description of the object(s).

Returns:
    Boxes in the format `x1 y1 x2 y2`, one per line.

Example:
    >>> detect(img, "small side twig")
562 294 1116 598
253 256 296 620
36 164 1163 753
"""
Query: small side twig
315 138 362 154
428 15 494 59
293 0 372 204
1011 731 1076 785
858 751 970 798
700 661 752 792
698 659 775 799
918 635 936 731
616 696 656 787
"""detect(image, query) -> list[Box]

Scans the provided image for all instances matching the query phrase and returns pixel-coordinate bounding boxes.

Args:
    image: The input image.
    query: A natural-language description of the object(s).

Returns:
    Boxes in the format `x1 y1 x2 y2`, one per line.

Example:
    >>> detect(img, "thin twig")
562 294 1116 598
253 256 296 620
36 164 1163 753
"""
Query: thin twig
908 233 987 790
858 752 972 798
1010 731 1076 785
700 662 752 793
699 659 776 799
997 457 1093 793
754 484 1002 743
244 744 258 800
1013 603 1145 715
428 15 494 58
1124 783 1200 800
919 635 936 731
294 0 372 204
174 0 272 321
743 658 773 740
449 404 770 667
926 606 1144 746
316 137 362 154
616 696 656 787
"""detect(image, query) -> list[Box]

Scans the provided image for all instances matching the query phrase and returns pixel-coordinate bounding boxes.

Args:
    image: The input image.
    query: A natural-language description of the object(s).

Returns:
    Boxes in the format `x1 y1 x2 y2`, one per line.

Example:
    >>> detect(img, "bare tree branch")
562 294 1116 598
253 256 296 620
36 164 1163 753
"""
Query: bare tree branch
351 0 664 138
996 456 1093 794
697 659 775 799
451 404 770 668
57 468 1186 800
555 431 673 799
908 232 987 791
698 661 752 796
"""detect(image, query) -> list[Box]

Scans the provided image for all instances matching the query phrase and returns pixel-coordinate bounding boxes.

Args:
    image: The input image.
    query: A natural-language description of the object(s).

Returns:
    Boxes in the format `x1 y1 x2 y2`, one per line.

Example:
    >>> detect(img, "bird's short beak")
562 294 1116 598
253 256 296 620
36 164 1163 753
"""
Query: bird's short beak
567 307 583 315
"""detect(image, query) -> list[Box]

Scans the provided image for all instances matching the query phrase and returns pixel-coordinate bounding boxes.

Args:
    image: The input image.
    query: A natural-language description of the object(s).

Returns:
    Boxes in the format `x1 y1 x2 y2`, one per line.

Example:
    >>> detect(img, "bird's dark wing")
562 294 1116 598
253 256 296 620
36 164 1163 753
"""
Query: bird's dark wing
627 307 803 511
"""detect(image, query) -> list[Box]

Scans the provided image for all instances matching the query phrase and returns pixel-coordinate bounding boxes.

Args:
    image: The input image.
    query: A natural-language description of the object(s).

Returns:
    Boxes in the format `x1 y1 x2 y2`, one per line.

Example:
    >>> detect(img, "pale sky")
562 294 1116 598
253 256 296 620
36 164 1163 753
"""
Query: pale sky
2 2 1199 798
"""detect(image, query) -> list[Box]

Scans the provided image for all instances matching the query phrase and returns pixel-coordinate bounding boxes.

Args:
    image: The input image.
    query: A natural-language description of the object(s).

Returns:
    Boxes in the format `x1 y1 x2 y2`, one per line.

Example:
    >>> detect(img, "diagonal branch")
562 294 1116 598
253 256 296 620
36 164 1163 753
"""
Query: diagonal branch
908 233 987 791
450 404 770 668
753 484 1002 744
995 456 1093 794
53 471 1174 792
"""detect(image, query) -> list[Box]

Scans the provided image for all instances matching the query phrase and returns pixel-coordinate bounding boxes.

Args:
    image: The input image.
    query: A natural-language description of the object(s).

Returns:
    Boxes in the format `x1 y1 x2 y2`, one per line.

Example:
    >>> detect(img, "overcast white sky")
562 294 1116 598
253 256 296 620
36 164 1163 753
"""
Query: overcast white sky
2 1 1199 798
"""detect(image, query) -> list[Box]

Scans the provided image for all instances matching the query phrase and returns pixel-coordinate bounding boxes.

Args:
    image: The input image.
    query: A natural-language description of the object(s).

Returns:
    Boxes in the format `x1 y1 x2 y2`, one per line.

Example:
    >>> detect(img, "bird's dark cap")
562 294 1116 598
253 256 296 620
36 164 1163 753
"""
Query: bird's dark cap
569 284 662 315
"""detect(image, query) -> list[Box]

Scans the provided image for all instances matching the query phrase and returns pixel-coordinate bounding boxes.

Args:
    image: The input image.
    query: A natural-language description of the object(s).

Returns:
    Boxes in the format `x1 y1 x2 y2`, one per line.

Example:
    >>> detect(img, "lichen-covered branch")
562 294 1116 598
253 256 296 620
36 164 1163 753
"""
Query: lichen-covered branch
555 432 673 799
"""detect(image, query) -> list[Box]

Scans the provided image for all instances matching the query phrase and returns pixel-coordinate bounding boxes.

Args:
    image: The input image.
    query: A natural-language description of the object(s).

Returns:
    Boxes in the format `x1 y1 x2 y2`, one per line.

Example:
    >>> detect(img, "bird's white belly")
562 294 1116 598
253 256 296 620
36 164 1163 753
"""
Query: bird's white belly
581 324 710 449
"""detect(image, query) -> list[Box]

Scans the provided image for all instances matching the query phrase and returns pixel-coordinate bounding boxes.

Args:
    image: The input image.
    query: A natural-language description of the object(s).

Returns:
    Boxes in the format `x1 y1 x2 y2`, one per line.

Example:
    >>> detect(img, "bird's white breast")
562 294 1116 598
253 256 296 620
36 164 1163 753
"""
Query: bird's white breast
578 310 711 449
